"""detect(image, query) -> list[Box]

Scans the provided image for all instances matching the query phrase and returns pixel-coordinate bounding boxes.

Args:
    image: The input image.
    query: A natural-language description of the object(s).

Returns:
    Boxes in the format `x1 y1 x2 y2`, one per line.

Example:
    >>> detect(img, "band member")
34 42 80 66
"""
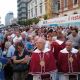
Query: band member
51 39 65 61
29 37 57 80
58 40 80 80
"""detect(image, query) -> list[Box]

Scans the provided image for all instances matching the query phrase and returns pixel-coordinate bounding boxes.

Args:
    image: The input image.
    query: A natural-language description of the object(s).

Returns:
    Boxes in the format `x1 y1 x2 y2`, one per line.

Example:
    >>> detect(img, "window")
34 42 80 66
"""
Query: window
31 2 33 7
28 10 30 18
58 0 60 10
40 0 42 3
31 8 33 17
35 0 37 5
35 6 37 17
40 3 42 14
73 0 78 5
64 0 67 8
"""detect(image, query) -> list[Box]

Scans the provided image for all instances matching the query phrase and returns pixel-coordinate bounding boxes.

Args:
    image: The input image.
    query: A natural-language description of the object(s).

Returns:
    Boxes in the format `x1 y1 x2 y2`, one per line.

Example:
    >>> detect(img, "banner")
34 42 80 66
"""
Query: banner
38 14 80 27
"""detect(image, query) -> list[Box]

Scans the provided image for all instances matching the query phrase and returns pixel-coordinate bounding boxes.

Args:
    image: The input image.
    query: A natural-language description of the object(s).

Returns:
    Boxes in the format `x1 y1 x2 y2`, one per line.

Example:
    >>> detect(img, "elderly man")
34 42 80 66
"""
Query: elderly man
58 40 80 80
29 37 57 80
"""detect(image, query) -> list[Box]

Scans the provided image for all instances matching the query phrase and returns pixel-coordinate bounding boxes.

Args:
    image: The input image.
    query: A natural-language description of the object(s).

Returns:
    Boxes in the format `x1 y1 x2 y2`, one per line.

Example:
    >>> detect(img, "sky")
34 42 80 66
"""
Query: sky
0 0 17 24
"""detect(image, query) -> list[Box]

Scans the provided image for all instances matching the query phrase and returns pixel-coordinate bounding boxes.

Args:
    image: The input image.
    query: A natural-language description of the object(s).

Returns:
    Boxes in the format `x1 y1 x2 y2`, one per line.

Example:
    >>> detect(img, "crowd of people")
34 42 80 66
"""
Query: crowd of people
0 26 80 80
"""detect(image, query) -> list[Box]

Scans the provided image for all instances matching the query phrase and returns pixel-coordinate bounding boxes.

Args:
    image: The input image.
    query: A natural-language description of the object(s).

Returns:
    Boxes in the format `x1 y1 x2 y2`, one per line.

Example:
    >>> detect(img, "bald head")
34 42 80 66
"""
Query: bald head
65 40 72 51
36 37 46 51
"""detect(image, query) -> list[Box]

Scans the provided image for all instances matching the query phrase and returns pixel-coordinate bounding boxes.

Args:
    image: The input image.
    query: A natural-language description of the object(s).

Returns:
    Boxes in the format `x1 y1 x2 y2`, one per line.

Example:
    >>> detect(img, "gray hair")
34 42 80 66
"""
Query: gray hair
5 41 11 49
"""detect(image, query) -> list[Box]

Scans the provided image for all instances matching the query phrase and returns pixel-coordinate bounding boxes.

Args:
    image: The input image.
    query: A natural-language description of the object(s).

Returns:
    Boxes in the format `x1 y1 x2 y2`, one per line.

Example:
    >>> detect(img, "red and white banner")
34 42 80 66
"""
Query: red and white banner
38 14 80 26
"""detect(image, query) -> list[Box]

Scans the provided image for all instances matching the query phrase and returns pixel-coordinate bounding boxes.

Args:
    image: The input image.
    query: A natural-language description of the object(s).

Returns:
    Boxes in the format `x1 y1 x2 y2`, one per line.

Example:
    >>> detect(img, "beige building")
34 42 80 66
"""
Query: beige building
44 0 59 19
45 0 53 18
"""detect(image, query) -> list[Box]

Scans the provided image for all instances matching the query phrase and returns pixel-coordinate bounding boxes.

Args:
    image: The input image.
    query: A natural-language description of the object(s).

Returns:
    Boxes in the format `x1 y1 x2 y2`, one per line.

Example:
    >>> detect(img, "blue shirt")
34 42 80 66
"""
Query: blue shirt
0 57 8 80
26 42 34 50
0 33 4 42
0 48 2 57
7 45 15 58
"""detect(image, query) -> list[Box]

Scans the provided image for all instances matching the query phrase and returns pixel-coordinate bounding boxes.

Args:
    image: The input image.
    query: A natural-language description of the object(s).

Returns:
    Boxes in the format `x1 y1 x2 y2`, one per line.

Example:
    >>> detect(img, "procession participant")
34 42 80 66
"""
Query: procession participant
29 37 57 80
51 31 66 60
58 40 80 80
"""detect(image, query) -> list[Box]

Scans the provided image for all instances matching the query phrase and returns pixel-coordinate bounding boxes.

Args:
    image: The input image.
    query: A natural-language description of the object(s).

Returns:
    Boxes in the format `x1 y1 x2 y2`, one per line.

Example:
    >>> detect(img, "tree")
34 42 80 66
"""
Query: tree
44 14 48 20
32 18 40 24
18 18 40 26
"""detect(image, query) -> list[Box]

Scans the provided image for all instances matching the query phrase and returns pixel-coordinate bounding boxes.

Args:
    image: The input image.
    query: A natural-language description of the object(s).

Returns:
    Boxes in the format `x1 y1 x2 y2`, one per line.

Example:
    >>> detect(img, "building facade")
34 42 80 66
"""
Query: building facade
27 0 46 19
5 12 14 26
27 0 80 20
59 0 80 16
10 18 18 25
0 17 1 24
17 0 28 21
45 0 80 18
27 0 59 19
45 0 53 18
45 0 59 18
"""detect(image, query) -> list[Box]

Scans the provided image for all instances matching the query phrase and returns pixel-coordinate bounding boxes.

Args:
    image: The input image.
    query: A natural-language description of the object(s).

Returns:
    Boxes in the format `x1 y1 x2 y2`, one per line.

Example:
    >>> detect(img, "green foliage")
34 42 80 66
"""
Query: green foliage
44 14 48 20
32 18 40 24
18 18 40 26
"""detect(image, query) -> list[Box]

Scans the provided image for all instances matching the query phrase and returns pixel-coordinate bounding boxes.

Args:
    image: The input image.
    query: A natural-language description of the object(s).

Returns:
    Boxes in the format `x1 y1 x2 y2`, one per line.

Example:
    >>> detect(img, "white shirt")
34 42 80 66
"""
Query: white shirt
13 36 22 43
